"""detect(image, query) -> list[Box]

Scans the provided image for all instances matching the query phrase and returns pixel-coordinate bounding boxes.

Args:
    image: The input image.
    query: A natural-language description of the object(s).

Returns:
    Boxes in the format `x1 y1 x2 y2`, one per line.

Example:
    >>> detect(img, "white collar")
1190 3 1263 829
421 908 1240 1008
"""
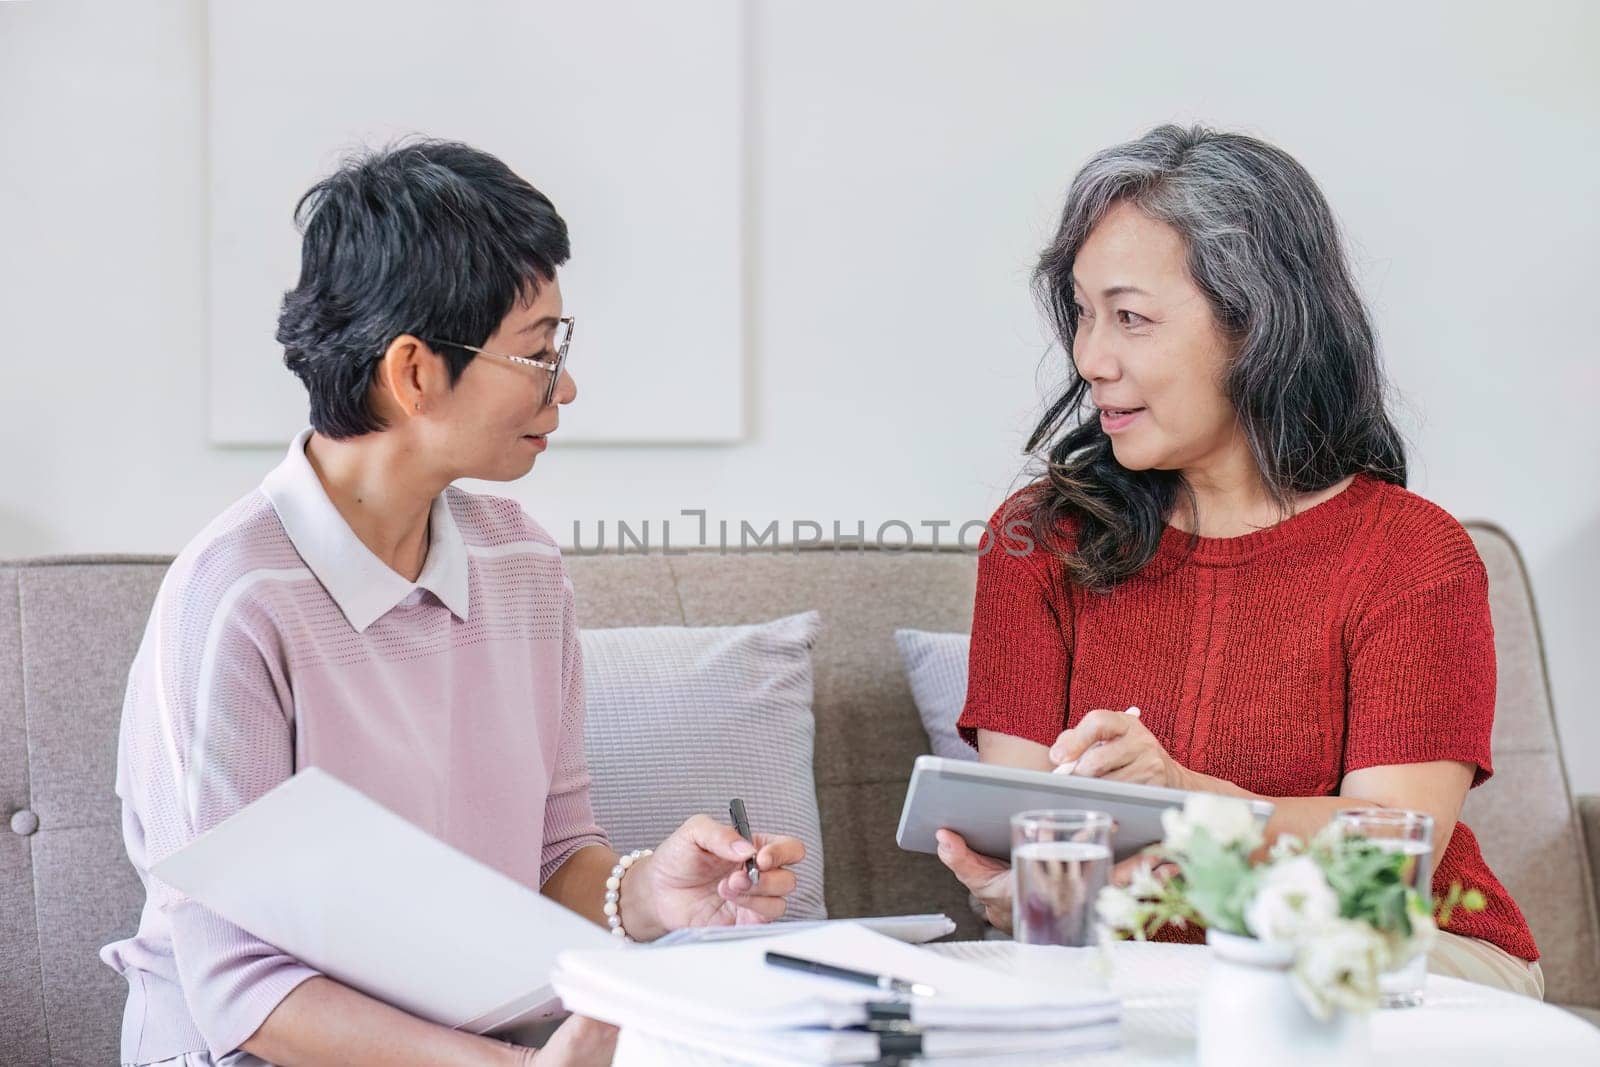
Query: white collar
262 428 470 633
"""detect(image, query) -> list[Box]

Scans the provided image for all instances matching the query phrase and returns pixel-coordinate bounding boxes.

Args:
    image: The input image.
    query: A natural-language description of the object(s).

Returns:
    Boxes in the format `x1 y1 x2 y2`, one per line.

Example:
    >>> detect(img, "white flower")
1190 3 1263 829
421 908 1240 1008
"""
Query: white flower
1163 793 1263 853
1096 885 1143 935
1290 918 1386 1020
1310 821 1348 852
1127 861 1165 900
1160 805 1194 852
1268 832 1304 862
1244 856 1339 943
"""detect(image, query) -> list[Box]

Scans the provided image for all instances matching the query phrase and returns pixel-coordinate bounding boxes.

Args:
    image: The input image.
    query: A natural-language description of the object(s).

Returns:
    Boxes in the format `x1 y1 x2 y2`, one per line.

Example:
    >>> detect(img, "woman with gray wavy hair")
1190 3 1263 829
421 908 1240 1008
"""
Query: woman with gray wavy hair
936 125 1542 997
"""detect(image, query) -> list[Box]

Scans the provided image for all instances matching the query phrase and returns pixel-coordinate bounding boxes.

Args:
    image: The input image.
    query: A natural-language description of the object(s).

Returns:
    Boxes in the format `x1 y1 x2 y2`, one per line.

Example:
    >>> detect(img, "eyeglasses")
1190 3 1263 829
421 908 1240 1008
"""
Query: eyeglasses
430 316 575 407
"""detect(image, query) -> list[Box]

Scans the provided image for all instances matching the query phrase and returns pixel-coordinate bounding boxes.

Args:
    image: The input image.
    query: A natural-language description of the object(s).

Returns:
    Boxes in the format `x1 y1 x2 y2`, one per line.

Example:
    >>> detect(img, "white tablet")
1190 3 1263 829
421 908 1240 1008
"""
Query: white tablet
895 755 1275 862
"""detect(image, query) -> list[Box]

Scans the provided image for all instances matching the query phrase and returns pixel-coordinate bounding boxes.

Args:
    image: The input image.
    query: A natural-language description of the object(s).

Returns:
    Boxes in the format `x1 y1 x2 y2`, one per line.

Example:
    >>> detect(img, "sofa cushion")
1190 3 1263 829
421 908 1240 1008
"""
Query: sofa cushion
0 568 48 1065
1464 526 1600 1007
1 558 169 1066
650 550 983 931
581 611 828 921
894 629 976 762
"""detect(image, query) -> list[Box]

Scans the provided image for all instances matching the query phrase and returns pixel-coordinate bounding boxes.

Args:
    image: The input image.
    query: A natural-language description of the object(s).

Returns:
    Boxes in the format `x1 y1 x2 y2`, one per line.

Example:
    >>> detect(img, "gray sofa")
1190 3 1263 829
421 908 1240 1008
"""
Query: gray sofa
4 526 1599 1064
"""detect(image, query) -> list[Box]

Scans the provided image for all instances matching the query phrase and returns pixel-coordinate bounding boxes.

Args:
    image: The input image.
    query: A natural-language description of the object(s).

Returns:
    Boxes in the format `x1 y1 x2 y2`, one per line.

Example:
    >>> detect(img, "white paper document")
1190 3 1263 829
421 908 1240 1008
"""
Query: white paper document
653 913 956 948
152 768 620 1034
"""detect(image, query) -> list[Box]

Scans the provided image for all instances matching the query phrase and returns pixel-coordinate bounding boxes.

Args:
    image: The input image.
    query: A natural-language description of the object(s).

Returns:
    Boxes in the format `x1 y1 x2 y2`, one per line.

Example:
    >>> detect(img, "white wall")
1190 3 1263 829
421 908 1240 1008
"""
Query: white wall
207 0 748 447
2 1 1597 786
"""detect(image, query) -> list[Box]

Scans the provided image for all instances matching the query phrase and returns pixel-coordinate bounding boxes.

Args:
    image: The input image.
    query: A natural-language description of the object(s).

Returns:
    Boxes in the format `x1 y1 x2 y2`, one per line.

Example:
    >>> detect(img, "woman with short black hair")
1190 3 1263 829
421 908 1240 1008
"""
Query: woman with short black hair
102 140 805 1067
936 125 1541 998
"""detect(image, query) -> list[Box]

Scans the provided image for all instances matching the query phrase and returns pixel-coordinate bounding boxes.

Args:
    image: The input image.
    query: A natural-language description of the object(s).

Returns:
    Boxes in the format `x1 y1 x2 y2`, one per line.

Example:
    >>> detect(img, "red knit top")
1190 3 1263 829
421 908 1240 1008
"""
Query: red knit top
956 474 1537 961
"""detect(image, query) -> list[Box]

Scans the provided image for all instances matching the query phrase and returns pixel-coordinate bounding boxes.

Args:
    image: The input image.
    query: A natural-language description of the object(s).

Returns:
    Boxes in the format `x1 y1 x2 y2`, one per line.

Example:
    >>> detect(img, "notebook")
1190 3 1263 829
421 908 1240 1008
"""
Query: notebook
611 1017 1119 1065
552 922 1119 1048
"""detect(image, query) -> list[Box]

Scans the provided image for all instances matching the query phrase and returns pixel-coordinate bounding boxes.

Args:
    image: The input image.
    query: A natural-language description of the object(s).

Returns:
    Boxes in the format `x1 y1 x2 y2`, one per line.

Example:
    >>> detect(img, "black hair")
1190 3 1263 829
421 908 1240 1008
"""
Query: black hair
276 138 570 437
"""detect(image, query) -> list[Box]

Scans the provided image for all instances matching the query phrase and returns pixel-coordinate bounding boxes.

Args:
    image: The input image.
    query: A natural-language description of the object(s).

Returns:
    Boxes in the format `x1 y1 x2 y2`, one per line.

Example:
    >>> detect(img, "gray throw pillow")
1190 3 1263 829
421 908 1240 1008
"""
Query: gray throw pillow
896 629 1015 936
895 629 1008 935
893 629 976 762
580 611 827 921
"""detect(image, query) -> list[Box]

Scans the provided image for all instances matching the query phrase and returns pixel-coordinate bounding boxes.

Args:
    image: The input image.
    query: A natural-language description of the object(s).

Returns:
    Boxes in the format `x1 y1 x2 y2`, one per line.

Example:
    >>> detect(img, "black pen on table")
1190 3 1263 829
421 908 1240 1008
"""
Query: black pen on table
729 798 761 887
764 951 938 998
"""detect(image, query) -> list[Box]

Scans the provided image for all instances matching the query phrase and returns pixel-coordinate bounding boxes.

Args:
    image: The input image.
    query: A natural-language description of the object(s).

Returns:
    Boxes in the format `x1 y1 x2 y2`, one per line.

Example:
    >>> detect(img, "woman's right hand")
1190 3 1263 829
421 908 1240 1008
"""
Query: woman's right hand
935 828 1013 933
522 1014 618 1066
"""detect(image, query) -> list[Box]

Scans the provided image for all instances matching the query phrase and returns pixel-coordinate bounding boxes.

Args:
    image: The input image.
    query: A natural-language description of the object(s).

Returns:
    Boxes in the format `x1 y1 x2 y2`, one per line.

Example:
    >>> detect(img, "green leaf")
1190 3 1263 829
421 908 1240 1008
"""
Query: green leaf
1176 828 1255 934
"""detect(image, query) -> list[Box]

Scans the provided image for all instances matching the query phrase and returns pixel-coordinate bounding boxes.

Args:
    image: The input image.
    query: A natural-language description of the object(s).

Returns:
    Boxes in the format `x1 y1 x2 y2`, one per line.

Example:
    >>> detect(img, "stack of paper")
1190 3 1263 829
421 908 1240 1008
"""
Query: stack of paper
552 923 1120 1064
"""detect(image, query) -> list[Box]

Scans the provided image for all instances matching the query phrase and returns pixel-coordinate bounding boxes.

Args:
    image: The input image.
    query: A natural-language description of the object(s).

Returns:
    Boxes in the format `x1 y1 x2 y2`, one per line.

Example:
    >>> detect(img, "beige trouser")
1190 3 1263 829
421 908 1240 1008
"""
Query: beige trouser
1428 929 1545 1000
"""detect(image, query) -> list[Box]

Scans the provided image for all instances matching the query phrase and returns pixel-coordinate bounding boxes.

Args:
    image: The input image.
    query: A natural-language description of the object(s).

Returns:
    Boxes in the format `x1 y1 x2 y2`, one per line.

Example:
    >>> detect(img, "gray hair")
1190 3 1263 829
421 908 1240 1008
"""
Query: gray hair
1024 124 1405 590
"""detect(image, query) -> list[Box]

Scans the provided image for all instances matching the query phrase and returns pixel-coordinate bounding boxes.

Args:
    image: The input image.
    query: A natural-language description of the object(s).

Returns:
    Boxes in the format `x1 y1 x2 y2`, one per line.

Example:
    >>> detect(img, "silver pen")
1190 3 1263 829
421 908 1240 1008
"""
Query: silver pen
764 951 938 998
729 798 761 887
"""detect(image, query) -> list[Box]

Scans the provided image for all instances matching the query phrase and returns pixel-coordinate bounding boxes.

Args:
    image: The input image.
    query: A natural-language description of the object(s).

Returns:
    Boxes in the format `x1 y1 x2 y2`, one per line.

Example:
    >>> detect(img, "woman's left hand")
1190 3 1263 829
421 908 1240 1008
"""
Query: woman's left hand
625 815 805 936
1049 709 1196 789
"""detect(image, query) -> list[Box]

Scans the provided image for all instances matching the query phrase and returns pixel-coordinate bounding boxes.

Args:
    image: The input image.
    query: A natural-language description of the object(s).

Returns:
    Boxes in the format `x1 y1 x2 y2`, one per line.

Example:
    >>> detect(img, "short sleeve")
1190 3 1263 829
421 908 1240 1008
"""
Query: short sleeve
955 507 1074 750
1343 563 1497 786
539 570 610 884
117 576 319 1057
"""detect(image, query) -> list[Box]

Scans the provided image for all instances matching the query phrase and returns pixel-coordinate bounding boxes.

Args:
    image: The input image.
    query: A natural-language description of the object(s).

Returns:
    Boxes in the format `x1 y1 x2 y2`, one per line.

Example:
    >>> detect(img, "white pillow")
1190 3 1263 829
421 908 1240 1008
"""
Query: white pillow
580 611 827 921
893 629 976 762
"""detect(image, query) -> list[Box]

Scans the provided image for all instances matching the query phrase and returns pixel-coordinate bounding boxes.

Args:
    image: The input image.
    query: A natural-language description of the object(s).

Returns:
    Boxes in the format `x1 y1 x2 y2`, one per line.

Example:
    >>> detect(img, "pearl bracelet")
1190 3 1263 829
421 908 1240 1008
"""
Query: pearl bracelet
604 847 653 940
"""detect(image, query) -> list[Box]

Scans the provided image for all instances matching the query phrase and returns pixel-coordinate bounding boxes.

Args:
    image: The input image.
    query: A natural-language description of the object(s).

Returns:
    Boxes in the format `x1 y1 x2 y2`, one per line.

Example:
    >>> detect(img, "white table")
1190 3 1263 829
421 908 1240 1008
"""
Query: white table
614 940 1600 1066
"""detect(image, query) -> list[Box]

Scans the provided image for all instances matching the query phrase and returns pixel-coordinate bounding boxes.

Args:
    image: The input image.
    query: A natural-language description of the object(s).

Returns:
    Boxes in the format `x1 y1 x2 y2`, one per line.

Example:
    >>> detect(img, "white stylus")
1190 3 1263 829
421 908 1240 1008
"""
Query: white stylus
1053 706 1141 775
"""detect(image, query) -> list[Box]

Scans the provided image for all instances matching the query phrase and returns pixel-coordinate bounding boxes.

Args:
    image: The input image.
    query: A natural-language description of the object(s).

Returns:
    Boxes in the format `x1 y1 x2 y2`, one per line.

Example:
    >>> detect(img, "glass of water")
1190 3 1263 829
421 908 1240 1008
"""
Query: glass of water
1010 809 1114 947
1333 807 1435 1008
